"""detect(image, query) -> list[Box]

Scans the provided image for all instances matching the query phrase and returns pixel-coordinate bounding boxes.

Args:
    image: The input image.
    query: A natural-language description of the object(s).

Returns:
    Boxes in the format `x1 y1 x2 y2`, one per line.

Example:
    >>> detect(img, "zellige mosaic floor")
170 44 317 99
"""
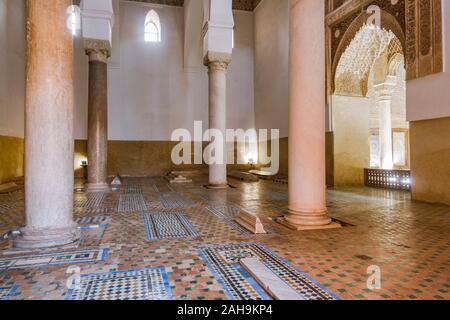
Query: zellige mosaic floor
0 176 449 300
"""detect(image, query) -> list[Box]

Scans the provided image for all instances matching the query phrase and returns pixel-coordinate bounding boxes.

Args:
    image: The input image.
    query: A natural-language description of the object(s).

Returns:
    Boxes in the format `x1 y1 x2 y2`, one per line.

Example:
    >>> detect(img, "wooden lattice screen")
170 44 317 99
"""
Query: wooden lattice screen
364 168 411 191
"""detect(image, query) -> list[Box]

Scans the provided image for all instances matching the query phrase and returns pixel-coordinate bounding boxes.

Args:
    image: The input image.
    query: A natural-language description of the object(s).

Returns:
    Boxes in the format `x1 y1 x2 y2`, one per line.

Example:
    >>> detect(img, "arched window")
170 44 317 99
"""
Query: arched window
66 5 81 36
144 10 161 43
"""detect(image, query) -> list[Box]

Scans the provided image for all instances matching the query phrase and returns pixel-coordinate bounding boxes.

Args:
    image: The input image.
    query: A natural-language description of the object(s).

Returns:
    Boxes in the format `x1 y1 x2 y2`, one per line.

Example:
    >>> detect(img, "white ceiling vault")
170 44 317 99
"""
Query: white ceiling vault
129 0 262 11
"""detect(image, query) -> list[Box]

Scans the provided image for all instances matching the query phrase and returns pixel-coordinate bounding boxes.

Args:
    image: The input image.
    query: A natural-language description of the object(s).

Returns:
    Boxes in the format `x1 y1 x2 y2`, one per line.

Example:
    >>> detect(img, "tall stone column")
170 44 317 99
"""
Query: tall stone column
283 0 338 230
374 77 396 170
14 0 80 249
85 40 110 192
205 53 231 189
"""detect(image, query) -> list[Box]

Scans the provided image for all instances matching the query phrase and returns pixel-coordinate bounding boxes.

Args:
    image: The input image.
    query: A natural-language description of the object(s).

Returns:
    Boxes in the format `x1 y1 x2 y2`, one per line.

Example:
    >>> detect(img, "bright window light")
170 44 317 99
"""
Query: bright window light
66 5 81 36
145 10 161 43
232 29 235 49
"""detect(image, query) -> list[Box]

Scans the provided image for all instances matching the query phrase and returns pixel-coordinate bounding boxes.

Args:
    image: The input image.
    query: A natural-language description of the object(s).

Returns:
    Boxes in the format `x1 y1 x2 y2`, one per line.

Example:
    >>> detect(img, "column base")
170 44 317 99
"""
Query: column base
86 182 111 193
279 209 341 231
206 183 229 190
13 223 80 250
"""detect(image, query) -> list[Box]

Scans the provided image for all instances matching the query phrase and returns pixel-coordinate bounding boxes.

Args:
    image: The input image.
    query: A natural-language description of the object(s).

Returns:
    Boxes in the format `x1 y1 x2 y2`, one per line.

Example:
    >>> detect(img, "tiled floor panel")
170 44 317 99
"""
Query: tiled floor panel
206 205 252 235
156 193 197 209
144 212 200 240
0 285 19 300
0 248 108 270
118 194 149 213
198 243 338 300
77 215 112 226
65 267 172 300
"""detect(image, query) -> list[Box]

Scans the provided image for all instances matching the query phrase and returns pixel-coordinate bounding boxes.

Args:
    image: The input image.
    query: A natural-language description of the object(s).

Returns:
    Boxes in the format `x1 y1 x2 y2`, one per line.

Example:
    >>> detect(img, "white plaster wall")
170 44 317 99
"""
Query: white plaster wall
0 0 92 141
74 1 255 141
228 10 255 132
184 0 204 70
0 0 25 138
253 0 289 138
1 1 255 141
73 31 89 140
407 1 450 121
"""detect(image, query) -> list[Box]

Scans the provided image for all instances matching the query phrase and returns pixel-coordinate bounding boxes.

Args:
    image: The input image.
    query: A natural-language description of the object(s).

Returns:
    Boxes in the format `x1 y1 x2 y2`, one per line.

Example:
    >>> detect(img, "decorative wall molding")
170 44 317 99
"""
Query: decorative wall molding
130 0 261 11
405 0 443 79
334 25 402 97
326 0 443 95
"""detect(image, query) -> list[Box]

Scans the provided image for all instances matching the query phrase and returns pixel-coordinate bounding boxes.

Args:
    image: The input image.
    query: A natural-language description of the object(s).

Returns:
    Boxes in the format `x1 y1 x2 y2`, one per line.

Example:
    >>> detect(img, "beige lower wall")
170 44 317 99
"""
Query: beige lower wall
258 138 288 176
74 140 88 178
410 117 450 205
108 141 206 177
278 138 288 177
257 135 334 184
75 140 256 178
333 96 371 187
0 136 336 184
326 132 334 187
0 135 24 184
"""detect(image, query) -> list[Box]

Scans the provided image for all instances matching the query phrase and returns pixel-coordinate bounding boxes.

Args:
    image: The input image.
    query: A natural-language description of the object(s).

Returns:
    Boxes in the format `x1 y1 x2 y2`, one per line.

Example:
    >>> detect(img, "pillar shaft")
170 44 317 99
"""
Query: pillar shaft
374 79 395 170
15 0 79 249
379 100 393 170
85 42 110 192
284 0 337 230
205 53 231 189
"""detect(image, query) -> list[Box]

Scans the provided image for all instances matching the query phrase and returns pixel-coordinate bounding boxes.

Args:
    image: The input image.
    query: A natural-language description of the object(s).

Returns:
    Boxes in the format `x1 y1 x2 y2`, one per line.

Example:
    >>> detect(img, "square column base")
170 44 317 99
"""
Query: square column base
4 239 80 256
12 224 81 250
206 184 229 190
86 183 111 193
278 218 341 231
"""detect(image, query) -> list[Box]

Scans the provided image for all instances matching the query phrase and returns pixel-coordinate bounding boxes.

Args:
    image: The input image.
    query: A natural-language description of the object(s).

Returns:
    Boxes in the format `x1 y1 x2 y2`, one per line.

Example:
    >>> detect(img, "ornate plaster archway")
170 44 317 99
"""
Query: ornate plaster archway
331 10 405 94
334 24 404 97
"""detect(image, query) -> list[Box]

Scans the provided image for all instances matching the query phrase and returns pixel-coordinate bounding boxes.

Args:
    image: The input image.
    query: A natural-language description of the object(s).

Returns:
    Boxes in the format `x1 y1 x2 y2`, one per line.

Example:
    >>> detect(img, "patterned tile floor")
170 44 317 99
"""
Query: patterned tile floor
0 248 108 270
65 267 172 300
198 243 337 300
0 176 449 300
144 211 200 240
0 285 19 300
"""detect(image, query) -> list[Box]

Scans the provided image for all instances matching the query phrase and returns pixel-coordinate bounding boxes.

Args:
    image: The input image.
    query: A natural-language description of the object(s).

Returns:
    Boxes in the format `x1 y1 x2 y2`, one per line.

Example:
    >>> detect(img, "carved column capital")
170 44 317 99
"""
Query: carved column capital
204 52 232 72
84 39 111 63
374 75 396 102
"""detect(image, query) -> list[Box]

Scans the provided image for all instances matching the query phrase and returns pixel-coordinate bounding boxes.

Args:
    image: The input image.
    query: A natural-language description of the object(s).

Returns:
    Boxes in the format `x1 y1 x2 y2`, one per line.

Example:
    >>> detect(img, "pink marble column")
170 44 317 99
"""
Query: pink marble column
85 40 110 192
283 0 339 230
14 0 80 249
205 53 231 189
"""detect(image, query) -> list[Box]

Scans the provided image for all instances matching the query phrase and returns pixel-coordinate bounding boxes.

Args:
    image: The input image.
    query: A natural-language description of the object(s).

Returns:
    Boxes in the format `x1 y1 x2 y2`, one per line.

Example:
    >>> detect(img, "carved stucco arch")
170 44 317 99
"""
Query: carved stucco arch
388 52 405 77
331 10 405 94
334 30 404 97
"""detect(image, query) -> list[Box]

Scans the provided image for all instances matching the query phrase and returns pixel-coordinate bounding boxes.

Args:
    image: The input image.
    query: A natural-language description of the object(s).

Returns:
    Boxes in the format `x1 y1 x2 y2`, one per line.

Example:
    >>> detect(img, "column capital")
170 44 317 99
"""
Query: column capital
84 39 111 63
203 52 232 71
374 76 396 100
374 84 395 102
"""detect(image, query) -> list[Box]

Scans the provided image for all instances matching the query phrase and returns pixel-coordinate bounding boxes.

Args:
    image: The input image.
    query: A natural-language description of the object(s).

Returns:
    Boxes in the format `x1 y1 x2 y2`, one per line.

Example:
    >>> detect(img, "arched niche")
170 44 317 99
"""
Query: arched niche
334 27 404 97
331 10 405 94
